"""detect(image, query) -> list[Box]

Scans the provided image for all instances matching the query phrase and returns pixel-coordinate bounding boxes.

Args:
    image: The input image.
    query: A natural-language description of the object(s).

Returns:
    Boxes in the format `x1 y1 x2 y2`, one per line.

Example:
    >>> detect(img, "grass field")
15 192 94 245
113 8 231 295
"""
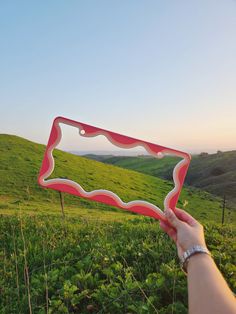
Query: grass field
0 134 235 313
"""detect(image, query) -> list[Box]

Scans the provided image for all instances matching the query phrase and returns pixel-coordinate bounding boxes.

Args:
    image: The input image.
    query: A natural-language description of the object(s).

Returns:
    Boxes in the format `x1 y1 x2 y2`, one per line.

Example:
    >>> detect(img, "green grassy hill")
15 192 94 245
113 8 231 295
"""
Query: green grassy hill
0 134 235 313
185 151 236 204
0 134 232 222
0 134 175 210
87 151 236 207
90 155 178 180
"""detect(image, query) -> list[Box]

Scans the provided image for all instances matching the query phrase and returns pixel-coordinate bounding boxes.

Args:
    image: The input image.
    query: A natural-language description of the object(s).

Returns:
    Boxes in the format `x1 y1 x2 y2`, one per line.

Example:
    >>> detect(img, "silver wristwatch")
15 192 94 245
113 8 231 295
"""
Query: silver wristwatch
180 245 211 274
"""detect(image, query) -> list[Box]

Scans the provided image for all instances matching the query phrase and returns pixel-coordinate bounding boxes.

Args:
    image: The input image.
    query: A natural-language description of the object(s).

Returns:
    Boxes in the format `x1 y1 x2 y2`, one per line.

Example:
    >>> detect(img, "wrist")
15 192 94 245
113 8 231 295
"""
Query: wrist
180 245 211 274
187 251 213 270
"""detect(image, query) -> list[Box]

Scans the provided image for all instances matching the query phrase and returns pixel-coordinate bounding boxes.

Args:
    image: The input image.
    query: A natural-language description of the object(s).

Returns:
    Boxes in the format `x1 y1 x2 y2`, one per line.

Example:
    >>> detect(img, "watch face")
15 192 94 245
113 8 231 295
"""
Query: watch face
38 116 191 220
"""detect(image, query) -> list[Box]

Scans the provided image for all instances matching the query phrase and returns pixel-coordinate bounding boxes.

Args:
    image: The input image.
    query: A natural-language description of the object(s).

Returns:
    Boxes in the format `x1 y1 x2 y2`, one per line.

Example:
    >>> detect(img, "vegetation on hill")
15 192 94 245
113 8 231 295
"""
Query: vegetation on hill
0 214 235 313
86 151 236 207
0 134 230 222
0 134 235 313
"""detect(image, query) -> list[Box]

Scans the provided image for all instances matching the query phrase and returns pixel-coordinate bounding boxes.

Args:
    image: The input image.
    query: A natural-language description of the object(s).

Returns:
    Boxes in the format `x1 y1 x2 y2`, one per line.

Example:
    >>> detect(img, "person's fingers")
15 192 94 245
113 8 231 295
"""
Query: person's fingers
164 208 182 229
167 228 177 243
159 217 173 228
159 220 177 242
159 220 171 232
174 207 197 226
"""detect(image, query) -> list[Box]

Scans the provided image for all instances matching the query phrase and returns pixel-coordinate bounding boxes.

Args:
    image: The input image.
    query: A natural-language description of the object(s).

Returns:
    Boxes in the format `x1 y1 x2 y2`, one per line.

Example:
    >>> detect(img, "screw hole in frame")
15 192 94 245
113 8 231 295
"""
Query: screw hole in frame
80 129 86 135
157 152 164 159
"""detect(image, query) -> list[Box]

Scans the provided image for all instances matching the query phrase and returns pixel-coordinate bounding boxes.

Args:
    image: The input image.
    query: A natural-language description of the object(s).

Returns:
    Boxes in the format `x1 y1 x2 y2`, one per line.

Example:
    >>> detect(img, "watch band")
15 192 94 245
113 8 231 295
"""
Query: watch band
180 245 211 274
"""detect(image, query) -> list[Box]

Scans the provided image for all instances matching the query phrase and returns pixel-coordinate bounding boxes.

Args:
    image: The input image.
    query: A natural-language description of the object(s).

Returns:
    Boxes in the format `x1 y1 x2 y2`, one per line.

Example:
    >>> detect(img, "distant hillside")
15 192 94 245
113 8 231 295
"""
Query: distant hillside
0 134 231 222
83 151 236 206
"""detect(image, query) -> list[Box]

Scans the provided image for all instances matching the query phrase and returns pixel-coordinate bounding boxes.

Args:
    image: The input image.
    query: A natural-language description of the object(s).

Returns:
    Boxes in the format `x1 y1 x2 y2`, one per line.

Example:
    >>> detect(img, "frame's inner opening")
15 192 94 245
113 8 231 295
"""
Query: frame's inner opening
47 123 179 210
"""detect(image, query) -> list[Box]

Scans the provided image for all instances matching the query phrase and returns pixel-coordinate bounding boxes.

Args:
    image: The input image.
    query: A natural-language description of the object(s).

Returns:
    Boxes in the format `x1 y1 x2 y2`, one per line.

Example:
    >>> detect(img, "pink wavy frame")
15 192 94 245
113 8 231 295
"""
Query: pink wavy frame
38 116 191 221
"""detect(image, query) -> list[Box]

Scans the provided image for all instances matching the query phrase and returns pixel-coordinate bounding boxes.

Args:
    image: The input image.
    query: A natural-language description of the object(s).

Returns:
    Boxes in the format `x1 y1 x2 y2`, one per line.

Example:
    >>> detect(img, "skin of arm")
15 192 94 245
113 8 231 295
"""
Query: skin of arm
159 207 236 314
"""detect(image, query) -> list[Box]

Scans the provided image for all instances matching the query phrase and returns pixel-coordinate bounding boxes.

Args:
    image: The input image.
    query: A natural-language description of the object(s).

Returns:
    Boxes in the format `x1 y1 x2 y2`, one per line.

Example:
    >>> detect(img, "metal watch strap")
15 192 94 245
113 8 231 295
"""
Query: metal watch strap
180 245 211 274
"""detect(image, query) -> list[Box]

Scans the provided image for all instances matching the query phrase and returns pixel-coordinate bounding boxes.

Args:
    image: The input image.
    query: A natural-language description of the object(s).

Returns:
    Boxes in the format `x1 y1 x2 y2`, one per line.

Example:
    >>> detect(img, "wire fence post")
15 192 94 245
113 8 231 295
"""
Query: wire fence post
59 191 65 219
221 195 226 225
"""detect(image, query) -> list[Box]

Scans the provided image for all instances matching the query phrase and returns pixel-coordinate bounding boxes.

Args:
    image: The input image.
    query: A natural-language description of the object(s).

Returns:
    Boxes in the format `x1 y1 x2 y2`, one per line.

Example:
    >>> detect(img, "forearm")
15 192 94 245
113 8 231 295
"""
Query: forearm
187 253 236 314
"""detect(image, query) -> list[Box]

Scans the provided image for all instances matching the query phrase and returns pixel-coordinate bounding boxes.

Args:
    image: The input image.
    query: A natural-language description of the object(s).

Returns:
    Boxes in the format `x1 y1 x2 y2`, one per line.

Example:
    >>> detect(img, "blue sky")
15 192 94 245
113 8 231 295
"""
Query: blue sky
0 0 235 153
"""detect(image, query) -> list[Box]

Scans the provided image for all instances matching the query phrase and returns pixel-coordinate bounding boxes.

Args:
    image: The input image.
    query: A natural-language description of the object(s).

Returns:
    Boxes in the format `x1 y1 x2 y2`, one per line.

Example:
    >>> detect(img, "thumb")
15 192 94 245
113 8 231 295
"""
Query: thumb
165 208 181 229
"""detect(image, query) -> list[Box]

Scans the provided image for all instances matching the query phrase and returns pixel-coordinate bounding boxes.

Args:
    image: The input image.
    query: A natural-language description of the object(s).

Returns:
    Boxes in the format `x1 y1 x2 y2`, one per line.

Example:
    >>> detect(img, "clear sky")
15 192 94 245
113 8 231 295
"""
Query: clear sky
0 0 235 154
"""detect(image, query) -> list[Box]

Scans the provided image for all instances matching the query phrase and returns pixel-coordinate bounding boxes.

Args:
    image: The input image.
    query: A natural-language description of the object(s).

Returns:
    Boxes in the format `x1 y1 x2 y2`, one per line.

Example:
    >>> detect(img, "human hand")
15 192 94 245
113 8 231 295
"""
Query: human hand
159 208 207 259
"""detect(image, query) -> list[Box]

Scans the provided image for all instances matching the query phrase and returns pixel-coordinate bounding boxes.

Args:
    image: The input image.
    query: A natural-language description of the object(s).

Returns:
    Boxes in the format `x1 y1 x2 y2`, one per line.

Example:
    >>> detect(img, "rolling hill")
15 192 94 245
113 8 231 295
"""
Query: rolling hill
0 134 235 313
84 151 236 207
0 134 233 223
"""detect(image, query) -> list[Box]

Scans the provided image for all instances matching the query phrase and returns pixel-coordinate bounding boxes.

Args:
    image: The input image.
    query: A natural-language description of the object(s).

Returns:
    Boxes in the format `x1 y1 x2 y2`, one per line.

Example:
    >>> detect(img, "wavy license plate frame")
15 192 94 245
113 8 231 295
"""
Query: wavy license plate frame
38 116 191 221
